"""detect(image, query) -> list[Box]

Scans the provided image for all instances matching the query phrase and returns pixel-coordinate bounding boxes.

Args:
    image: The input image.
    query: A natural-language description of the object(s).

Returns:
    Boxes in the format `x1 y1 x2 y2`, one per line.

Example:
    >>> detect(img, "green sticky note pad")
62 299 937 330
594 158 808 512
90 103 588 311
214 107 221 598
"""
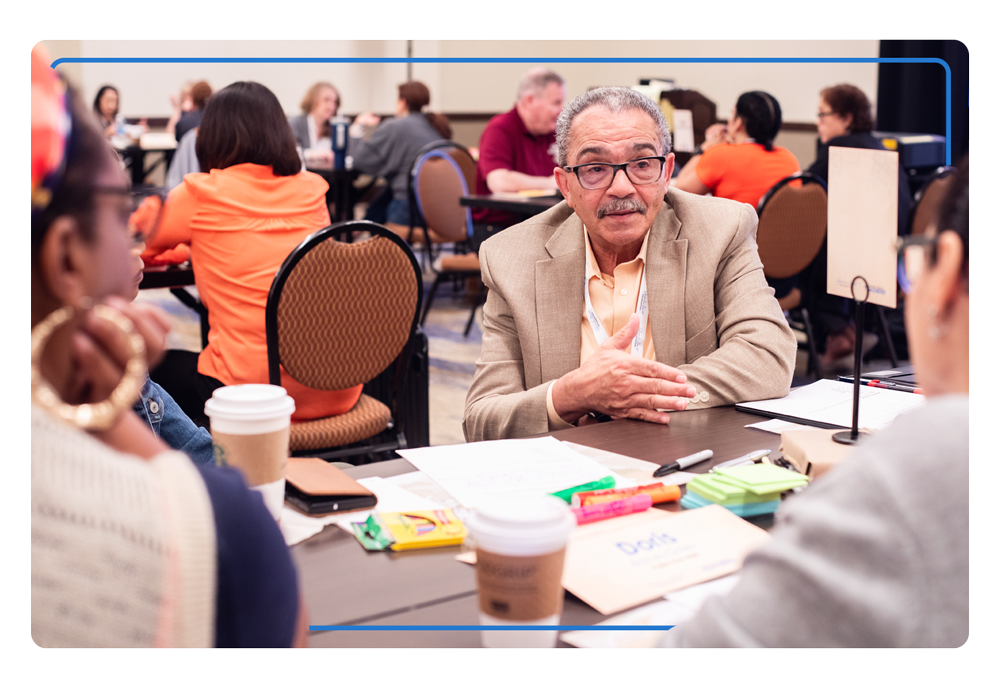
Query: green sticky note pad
688 474 780 505
713 464 809 495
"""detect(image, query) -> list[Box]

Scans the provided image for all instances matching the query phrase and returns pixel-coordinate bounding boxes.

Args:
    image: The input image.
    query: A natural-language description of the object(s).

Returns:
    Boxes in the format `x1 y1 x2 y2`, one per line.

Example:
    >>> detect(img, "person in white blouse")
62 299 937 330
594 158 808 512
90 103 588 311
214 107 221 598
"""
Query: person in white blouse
288 81 342 162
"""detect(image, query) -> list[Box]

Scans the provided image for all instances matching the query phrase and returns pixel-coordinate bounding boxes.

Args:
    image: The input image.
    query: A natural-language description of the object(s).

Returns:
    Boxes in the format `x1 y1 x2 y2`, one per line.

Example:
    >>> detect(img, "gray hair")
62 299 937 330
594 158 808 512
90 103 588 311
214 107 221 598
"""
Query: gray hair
516 68 565 101
556 87 672 166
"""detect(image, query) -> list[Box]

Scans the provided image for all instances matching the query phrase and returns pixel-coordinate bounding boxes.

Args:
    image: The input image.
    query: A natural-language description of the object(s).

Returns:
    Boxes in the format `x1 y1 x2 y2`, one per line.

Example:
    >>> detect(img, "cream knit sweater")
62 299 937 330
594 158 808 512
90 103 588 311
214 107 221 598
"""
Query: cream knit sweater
31 406 217 647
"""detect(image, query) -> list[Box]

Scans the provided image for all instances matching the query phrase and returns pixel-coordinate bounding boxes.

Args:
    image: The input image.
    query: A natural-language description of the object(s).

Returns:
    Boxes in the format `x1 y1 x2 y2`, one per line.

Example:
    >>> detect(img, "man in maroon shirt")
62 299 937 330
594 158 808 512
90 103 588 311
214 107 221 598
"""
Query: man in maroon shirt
473 68 566 228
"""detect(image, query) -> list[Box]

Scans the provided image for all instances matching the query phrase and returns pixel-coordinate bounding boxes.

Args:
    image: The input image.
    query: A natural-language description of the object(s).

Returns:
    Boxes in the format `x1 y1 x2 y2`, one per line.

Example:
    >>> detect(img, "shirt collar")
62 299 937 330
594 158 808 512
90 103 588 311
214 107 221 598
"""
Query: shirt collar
583 223 650 281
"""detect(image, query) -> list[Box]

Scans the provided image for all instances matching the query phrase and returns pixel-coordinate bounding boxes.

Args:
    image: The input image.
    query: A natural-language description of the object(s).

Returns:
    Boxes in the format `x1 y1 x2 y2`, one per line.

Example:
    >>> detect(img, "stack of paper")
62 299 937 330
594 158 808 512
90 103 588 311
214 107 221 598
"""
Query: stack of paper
682 464 808 518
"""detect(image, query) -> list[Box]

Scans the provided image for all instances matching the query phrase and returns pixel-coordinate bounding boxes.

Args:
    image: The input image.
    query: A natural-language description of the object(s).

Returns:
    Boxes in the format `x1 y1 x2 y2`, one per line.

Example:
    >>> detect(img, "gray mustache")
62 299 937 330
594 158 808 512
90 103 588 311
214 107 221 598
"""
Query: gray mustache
598 198 647 219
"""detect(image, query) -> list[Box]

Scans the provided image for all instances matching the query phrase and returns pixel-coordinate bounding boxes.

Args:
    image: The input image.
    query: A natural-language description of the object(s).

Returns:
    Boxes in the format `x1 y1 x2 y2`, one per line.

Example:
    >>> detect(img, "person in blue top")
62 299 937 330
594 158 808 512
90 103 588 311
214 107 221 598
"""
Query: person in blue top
124 240 215 464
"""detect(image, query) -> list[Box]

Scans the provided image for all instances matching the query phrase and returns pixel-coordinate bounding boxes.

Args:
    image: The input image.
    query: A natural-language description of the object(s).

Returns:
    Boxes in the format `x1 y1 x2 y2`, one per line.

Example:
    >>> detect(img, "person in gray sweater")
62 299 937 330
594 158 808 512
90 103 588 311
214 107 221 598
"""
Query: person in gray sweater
662 158 970 648
349 81 450 227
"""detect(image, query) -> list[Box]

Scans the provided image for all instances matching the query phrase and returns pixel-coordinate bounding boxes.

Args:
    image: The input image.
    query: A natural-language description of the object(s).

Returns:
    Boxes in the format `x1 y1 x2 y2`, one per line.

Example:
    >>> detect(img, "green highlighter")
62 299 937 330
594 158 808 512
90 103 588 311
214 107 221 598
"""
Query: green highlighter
549 475 616 503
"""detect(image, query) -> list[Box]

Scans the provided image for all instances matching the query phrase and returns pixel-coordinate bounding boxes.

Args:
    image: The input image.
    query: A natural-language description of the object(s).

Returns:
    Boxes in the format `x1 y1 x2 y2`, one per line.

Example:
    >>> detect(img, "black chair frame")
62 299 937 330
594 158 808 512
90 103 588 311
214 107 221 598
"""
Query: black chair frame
406 139 477 269
265 220 424 463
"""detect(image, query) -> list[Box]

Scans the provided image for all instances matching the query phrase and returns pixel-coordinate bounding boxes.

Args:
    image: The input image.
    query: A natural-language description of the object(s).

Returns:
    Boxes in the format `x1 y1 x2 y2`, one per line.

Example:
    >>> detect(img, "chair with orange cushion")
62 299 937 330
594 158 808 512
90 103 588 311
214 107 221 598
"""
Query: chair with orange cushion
265 220 423 463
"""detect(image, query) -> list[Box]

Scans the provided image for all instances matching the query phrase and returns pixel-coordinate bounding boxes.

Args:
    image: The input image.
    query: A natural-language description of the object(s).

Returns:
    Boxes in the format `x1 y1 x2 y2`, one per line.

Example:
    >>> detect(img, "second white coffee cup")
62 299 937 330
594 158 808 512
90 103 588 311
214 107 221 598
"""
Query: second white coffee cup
205 384 296 522
467 495 577 648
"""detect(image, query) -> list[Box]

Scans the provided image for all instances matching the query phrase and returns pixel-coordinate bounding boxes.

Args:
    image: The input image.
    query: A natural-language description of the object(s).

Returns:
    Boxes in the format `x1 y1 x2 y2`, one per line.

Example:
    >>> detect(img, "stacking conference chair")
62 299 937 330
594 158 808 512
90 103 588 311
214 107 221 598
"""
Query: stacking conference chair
402 141 484 337
265 221 423 463
756 172 829 377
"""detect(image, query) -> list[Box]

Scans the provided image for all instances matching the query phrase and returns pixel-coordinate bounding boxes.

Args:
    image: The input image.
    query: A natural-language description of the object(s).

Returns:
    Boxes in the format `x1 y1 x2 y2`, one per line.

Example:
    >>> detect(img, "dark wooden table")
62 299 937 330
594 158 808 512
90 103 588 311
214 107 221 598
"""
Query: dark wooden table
460 193 562 218
138 264 195 290
295 405 784 647
305 159 360 222
115 145 176 186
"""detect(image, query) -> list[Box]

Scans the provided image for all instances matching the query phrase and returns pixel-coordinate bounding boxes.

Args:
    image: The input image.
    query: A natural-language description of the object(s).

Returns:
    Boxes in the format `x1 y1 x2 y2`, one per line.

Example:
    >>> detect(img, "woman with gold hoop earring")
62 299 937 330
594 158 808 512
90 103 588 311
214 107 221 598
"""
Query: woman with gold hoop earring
30 45 305 648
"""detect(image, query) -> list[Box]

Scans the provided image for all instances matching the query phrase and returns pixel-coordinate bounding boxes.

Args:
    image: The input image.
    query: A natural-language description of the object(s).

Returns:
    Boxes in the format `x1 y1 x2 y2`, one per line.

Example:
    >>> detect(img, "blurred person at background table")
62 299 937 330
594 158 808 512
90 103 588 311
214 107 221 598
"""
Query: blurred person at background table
164 81 194 139
802 84 913 368
673 90 799 207
349 80 450 233
809 83 912 237
288 81 341 162
92 84 122 139
472 68 565 228
661 157 968 648
143 81 362 429
674 90 801 325
93 84 147 140
164 82 214 193
171 80 213 143
31 47 304 647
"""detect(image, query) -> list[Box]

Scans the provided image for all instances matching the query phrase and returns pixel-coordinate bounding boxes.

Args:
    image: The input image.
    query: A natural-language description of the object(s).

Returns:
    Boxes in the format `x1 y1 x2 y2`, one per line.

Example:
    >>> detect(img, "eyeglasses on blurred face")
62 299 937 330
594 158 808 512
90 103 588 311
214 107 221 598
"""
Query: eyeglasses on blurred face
95 185 166 246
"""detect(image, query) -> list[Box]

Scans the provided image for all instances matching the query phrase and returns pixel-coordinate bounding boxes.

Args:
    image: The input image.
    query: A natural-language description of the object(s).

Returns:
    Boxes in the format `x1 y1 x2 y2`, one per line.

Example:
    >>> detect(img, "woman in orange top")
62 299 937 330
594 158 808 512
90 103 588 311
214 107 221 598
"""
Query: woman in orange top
144 81 362 427
674 90 799 208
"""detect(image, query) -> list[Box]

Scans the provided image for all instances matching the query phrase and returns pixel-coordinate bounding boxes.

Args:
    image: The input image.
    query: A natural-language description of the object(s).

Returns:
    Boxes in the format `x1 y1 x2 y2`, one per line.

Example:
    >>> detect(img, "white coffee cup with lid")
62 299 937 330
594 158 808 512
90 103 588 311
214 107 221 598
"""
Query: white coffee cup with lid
205 384 295 522
466 495 577 648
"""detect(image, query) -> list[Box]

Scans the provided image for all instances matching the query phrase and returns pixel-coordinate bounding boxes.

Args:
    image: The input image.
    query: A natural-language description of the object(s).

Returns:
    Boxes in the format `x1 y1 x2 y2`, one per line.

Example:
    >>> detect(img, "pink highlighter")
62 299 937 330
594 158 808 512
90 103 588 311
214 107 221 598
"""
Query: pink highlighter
571 493 654 525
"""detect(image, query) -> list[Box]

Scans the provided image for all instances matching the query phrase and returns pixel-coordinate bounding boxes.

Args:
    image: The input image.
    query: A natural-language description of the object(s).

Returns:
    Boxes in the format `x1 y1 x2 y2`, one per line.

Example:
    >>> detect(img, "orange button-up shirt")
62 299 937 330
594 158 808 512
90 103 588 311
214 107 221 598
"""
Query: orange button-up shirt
546 225 656 429
145 163 362 421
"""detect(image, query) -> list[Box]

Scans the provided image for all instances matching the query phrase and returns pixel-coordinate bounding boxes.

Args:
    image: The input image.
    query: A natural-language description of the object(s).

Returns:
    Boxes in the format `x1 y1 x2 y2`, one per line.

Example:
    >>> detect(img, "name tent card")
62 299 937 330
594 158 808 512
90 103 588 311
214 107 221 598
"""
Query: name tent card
561 505 770 615
827 146 899 308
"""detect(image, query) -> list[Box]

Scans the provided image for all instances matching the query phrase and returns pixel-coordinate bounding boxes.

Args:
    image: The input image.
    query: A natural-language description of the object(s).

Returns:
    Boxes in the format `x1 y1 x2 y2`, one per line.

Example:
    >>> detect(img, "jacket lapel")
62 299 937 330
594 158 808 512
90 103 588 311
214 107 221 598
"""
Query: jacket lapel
536 215 586 383
647 192 689 367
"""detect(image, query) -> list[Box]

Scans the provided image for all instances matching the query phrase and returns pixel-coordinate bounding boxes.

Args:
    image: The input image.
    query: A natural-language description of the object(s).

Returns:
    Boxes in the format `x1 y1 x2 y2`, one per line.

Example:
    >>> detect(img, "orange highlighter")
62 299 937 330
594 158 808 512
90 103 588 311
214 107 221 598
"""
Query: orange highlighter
572 482 682 508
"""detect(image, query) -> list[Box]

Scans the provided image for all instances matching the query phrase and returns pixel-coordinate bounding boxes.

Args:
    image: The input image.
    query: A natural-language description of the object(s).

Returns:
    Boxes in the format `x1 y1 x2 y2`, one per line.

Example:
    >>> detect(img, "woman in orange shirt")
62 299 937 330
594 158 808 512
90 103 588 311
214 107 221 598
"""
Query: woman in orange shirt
145 81 362 427
674 90 799 209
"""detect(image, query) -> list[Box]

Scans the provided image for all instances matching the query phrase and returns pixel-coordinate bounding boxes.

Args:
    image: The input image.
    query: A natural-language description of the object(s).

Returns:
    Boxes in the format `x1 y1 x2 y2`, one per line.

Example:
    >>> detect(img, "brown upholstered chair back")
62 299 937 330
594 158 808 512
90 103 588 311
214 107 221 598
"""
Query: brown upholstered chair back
910 167 956 236
414 150 473 243
756 173 828 280
445 146 477 194
267 223 422 391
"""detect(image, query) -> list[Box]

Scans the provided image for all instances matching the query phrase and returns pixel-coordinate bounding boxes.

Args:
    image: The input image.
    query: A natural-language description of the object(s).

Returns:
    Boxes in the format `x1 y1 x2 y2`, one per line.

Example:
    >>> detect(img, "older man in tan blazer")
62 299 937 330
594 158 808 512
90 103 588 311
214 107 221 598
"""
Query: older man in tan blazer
464 87 796 442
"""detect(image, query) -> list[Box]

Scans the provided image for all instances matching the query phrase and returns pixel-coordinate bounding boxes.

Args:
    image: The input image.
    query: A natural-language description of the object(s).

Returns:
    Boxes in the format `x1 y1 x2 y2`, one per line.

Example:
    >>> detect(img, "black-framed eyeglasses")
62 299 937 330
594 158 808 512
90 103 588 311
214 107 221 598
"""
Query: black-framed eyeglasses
563 156 667 190
896 233 938 294
816 111 837 119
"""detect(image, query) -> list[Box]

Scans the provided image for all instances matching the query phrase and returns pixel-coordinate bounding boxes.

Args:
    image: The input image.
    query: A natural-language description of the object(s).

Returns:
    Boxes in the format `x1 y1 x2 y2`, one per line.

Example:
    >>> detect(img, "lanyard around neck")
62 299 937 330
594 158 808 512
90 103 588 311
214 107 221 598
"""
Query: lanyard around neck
584 263 648 358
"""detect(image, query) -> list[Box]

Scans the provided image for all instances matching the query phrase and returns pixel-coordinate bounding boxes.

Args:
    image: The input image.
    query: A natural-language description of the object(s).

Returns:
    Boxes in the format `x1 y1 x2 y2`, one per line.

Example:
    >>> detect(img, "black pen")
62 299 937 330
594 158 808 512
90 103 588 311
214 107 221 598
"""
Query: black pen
653 449 714 478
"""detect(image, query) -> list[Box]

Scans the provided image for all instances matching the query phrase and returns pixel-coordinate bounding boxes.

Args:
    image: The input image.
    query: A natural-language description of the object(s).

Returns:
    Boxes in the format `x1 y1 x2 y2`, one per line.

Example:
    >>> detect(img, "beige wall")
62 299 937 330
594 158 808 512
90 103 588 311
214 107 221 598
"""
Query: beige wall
44 39 871 167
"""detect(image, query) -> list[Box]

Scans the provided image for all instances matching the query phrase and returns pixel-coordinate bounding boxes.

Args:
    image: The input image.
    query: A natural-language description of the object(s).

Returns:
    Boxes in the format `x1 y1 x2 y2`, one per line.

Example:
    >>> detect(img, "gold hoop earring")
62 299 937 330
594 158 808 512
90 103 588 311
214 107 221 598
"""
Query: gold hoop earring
31 303 147 430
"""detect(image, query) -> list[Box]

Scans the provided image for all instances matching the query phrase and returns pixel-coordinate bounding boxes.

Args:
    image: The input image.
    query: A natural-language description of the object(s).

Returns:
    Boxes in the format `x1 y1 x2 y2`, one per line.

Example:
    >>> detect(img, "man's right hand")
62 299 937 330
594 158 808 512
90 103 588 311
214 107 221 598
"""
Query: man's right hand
550 313 696 425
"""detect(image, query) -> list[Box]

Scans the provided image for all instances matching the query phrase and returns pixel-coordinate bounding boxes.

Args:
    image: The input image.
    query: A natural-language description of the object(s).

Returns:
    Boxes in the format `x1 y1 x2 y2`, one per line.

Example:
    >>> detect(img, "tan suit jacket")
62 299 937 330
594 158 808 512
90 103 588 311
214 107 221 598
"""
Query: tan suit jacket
463 187 797 442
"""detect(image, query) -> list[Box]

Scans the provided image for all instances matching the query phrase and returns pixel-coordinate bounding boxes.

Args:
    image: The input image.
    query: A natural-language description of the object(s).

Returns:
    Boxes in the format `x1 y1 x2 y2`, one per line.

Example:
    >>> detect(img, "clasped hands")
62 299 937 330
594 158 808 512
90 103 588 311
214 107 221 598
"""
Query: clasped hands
551 313 696 426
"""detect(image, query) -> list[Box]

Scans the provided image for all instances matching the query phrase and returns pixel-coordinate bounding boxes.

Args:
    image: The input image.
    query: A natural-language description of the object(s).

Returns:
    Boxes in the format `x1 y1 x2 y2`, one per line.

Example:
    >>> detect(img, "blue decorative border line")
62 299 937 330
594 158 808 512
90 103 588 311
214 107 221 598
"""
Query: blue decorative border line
50 56 952 164
308 625 675 631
